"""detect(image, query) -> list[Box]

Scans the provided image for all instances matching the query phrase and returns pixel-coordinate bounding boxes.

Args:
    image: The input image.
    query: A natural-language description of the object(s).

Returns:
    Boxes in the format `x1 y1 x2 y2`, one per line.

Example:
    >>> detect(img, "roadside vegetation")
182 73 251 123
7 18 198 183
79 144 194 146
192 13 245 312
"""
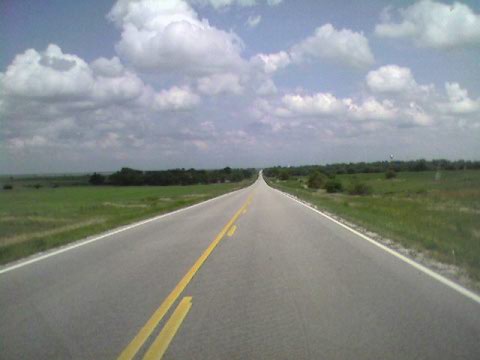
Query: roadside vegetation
264 160 480 281
0 168 256 265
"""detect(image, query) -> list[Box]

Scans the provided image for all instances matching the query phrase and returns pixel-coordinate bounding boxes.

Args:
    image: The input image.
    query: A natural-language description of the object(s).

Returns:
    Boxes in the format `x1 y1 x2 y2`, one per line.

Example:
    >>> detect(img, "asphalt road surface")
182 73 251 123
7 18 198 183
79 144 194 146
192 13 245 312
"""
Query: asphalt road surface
1 175 479 359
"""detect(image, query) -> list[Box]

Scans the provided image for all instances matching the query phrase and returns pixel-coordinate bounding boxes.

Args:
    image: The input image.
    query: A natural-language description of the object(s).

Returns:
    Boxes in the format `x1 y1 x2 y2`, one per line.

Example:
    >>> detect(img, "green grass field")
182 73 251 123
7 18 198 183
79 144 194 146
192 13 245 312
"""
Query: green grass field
0 180 252 265
267 170 480 281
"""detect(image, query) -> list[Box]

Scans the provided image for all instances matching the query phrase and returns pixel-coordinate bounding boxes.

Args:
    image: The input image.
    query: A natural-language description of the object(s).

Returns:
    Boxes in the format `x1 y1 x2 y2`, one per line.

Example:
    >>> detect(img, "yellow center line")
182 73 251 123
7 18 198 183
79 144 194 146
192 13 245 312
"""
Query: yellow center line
227 225 237 237
117 194 253 360
142 297 193 360
242 208 247 214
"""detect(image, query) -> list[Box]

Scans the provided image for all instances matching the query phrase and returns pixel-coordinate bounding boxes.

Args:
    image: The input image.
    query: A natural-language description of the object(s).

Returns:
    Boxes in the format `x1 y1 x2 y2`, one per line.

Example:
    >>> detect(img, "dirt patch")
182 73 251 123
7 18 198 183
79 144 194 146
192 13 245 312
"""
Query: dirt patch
181 194 208 198
428 204 480 215
0 215 69 223
102 202 148 208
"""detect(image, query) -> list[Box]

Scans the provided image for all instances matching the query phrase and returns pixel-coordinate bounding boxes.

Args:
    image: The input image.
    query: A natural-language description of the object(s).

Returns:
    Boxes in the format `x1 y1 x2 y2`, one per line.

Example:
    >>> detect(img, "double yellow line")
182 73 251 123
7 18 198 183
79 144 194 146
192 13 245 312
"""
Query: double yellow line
117 194 253 360
143 297 192 360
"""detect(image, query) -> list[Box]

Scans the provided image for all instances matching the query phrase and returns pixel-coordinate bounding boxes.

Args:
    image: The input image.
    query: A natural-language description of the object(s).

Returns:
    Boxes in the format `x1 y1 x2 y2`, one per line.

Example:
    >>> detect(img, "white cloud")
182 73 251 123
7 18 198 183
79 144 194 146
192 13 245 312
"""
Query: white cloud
2 44 93 100
246 14 262 28
108 0 245 75
365 75 480 126
366 65 418 93
441 82 480 114
0 44 204 158
189 0 282 9
250 98 274 119
251 51 291 74
403 102 433 126
347 98 397 121
191 139 209 150
253 23 375 74
7 135 48 150
278 92 398 122
1 45 149 107
366 64 435 102
90 56 125 77
92 72 145 105
197 73 243 95
281 92 346 116
108 0 197 28
154 86 200 110
256 78 277 95
290 23 375 68
259 82 471 131
375 0 480 48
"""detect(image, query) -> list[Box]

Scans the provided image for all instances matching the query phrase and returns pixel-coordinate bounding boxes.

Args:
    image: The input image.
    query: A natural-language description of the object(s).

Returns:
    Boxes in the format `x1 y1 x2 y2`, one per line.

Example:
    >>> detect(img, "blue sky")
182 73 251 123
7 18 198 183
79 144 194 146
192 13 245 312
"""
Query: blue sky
1 0 480 174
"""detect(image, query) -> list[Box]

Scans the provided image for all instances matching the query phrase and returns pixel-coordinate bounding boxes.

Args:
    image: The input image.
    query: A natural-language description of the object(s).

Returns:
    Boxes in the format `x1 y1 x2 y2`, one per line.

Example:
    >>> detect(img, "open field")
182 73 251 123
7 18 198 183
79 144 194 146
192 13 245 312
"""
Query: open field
0 180 253 265
267 170 480 281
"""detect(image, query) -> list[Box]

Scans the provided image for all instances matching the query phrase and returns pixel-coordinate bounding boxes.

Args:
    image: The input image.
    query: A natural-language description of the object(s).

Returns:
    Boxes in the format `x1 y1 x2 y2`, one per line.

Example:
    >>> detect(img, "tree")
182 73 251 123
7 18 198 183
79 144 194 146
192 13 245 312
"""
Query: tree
385 169 396 179
89 172 106 185
348 182 372 195
108 168 143 186
412 159 428 172
325 180 343 193
106 167 254 186
307 171 327 189
279 169 291 180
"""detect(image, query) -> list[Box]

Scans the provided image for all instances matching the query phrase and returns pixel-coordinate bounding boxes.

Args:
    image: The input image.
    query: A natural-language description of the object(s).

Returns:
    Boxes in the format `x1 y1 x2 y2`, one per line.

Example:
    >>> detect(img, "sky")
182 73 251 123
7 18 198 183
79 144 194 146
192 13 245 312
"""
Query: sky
1 0 480 174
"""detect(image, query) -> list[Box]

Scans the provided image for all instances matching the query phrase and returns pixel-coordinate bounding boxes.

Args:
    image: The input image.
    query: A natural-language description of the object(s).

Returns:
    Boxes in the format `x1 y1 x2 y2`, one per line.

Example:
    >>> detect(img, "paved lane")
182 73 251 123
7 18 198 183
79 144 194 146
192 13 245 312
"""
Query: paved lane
1 176 479 359
0 184 252 359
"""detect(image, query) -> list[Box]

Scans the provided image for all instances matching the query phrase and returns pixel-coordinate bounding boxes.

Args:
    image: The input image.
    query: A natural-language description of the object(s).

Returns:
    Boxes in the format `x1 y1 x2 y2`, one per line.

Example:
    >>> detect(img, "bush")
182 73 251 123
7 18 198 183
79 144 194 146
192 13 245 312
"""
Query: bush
325 180 343 193
278 169 291 181
308 171 327 189
3 184 13 190
89 172 106 185
33 184 42 189
348 182 371 195
412 159 428 172
109 168 144 186
385 169 397 179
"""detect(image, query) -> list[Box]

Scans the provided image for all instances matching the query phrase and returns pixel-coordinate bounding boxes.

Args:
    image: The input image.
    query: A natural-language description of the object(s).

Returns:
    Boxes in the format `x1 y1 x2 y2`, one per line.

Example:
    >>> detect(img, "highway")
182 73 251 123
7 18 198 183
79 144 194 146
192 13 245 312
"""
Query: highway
1 175 479 359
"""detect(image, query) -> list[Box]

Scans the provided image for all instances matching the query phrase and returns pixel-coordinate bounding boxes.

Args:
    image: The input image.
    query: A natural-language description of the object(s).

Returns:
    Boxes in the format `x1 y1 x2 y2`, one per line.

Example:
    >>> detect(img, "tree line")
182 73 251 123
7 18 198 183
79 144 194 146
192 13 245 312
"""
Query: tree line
90 167 256 186
264 159 480 179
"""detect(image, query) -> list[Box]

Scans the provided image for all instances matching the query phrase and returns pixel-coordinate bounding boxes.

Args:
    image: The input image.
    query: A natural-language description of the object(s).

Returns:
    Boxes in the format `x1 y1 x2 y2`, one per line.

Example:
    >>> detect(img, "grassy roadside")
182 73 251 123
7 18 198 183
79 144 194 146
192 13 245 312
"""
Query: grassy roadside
0 179 254 265
266 171 480 281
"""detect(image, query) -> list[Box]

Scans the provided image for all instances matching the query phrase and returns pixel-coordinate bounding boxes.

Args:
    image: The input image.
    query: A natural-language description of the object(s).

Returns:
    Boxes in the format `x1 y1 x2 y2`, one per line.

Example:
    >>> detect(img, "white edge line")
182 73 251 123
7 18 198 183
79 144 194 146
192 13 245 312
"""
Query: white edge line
267 181 480 305
0 183 254 275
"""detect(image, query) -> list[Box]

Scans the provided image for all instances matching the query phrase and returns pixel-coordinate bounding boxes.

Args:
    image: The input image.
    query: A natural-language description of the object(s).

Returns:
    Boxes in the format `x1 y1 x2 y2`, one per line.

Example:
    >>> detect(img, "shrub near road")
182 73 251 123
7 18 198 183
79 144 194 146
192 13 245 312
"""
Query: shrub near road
267 170 480 282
